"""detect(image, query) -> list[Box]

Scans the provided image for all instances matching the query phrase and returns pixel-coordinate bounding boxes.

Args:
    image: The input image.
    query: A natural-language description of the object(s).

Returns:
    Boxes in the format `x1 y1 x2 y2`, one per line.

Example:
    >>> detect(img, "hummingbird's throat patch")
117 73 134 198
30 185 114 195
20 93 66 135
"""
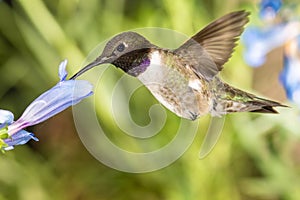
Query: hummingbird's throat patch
127 57 151 76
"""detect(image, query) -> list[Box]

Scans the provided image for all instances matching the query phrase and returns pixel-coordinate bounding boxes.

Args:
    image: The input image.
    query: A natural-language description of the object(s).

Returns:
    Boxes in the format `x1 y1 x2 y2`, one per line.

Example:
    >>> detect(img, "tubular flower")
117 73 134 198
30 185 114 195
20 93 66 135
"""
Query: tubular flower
0 60 93 151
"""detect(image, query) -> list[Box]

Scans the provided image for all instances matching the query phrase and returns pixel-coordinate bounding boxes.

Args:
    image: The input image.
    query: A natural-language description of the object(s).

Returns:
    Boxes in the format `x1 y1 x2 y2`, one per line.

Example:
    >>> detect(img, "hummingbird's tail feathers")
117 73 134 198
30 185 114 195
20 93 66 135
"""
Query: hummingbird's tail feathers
210 79 287 116
250 106 279 113
249 97 288 114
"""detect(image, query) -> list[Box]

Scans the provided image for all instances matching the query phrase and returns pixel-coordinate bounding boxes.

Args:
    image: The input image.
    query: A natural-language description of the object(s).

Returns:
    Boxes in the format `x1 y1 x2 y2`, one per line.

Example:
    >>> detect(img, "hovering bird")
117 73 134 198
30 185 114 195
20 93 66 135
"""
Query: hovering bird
70 10 285 120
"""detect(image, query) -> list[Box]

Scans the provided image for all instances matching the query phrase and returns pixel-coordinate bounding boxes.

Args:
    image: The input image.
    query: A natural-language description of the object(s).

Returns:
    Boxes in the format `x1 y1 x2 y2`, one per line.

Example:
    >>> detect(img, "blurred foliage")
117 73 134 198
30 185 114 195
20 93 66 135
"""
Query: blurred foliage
1 0 300 200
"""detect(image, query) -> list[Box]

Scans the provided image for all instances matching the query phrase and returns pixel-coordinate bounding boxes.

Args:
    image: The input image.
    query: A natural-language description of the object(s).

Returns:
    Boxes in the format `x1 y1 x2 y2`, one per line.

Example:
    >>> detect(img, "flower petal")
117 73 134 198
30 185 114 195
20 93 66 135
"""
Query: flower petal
59 59 68 81
8 80 93 135
0 109 14 125
3 130 38 151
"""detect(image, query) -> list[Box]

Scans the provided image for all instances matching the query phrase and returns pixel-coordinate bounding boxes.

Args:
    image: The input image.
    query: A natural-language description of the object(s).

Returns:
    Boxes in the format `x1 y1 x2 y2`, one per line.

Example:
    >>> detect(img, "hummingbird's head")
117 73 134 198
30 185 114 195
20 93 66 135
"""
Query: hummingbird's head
70 31 153 79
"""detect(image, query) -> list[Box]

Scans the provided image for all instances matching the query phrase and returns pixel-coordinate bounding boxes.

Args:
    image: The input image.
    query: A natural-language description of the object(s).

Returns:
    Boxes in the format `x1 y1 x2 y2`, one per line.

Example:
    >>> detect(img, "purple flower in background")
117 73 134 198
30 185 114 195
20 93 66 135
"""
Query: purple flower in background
242 22 300 67
280 37 300 107
260 0 282 20
0 60 93 151
242 0 300 109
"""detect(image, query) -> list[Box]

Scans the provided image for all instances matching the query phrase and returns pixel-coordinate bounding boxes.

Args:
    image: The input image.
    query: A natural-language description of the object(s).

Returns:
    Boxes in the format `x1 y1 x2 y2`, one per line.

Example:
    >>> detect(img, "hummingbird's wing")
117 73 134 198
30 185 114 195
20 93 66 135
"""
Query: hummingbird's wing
174 10 250 80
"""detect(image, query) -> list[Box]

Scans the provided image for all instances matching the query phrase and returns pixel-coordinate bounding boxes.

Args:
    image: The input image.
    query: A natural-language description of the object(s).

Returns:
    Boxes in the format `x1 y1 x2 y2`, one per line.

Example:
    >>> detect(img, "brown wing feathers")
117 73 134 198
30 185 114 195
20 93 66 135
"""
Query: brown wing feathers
175 11 250 80
191 10 250 69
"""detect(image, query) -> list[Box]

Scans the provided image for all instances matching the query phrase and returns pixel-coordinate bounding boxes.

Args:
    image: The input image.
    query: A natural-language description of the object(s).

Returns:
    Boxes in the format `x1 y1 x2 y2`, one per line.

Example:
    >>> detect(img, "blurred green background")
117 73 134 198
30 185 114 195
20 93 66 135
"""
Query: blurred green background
1 0 300 199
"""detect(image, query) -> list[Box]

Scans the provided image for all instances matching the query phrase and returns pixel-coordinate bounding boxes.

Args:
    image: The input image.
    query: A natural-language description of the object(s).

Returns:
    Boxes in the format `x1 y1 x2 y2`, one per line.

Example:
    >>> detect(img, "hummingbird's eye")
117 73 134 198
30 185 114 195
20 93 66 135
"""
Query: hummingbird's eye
116 43 125 52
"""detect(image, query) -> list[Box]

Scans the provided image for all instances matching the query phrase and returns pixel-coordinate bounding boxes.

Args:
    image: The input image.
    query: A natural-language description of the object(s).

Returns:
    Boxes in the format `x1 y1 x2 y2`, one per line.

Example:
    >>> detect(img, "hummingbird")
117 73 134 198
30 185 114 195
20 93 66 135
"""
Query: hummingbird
70 10 286 120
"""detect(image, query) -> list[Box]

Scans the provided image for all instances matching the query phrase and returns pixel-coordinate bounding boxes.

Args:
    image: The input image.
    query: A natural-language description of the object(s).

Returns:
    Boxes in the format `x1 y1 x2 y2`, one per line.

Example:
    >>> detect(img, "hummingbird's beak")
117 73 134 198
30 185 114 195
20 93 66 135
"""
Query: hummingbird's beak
69 56 111 80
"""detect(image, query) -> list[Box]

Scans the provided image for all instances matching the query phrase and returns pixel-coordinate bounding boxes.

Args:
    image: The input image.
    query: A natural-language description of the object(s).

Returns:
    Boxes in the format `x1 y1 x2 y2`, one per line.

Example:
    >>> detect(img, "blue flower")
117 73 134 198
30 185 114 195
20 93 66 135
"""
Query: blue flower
259 0 282 20
280 37 300 107
0 109 14 127
242 22 300 67
2 129 39 151
0 60 93 151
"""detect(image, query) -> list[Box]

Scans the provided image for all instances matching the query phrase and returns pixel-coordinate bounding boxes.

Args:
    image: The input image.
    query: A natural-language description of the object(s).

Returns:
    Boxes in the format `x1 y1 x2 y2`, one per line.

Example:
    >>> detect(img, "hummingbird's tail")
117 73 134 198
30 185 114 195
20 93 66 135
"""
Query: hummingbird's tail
210 78 287 116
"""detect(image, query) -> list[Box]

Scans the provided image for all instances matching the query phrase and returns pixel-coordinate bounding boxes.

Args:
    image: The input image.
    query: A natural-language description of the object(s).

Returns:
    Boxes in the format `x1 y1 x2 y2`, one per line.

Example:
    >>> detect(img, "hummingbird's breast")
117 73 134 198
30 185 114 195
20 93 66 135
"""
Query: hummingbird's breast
137 49 211 120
